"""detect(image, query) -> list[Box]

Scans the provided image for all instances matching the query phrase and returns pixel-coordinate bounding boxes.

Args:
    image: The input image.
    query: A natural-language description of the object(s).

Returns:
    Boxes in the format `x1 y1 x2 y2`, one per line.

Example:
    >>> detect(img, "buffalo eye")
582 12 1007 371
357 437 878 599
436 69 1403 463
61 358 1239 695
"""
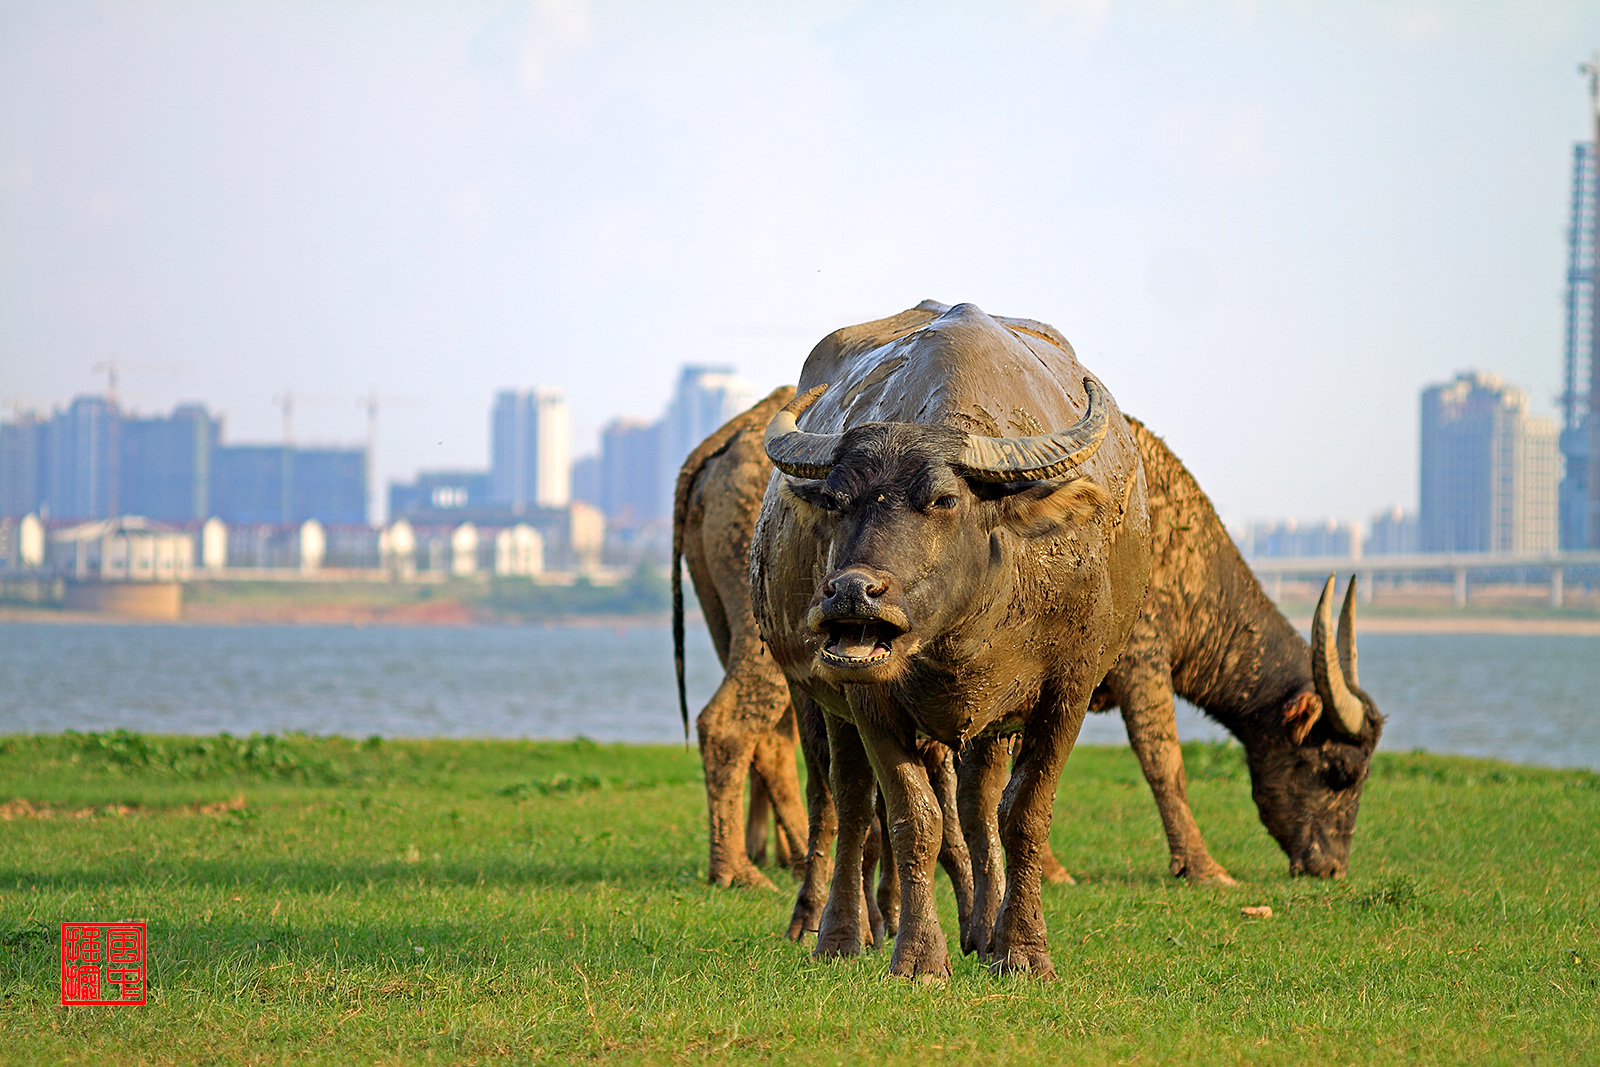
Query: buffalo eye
929 494 960 512
1325 755 1358 791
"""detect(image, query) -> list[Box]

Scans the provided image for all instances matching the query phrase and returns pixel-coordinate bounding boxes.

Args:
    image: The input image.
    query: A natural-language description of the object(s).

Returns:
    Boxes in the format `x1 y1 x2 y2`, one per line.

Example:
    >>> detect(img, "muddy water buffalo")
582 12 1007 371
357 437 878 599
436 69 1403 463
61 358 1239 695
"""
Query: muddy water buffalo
672 386 810 889
1088 417 1384 882
751 301 1151 978
674 391 974 934
699 399 1380 924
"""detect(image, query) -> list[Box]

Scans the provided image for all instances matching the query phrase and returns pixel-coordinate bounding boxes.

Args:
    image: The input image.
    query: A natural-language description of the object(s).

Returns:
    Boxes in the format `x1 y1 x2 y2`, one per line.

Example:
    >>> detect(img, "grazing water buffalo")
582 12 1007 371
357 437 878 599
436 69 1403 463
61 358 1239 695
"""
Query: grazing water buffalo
1087 417 1384 882
672 386 810 889
751 301 1151 978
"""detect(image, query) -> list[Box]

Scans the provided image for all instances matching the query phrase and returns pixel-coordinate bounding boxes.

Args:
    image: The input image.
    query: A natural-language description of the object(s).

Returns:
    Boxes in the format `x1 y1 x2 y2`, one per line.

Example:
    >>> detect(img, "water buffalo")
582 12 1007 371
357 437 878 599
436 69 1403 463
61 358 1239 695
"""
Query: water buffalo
751 300 1151 978
1087 417 1384 882
674 389 974 927
672 386 810 889
694 399 1380 930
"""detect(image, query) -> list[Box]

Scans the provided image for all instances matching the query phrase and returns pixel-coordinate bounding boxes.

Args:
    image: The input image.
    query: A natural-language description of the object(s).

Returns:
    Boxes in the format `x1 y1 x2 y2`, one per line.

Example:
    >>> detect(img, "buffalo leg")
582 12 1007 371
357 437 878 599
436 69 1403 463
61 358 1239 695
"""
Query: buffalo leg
992 684 1094 979
787 691 834 940
696 665 777 889
920 740 975 938
1039 841 1076 886
813 713 877 959
746 771 772 866
1110 642 1237 886
748 702 808 876
862 808 887 948
874 790 900 938
855 714 951 980
956 734 1009 959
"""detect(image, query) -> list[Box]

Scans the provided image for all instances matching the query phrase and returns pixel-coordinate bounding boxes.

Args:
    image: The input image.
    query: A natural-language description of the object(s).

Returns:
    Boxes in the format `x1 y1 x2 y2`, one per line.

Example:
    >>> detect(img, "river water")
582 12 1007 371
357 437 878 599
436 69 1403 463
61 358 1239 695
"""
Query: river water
1 623 1597 770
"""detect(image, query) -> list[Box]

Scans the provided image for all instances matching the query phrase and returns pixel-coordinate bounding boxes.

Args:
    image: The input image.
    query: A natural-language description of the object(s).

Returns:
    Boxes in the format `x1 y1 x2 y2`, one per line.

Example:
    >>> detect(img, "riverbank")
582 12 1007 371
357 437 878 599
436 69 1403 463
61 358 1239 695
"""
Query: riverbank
2 734 1596 1065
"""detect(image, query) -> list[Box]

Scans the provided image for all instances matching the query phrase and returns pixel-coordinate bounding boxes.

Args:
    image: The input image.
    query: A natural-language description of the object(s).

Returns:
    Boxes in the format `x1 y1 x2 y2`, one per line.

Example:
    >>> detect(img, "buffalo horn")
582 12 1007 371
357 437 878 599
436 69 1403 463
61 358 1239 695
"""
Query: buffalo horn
957 377 1110 483
764 384 839 478
1311 575 1365 738
1337 575 1359 687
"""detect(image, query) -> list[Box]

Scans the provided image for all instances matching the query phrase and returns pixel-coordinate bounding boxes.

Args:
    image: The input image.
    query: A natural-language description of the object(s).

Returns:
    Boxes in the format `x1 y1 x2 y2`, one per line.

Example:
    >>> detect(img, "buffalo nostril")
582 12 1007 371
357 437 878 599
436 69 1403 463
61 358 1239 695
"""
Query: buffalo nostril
866 581 887 597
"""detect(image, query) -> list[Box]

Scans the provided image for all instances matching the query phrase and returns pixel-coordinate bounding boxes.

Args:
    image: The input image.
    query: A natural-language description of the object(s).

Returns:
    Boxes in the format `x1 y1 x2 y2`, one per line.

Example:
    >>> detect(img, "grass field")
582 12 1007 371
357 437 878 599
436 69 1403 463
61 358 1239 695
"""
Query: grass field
1 732 1597 1065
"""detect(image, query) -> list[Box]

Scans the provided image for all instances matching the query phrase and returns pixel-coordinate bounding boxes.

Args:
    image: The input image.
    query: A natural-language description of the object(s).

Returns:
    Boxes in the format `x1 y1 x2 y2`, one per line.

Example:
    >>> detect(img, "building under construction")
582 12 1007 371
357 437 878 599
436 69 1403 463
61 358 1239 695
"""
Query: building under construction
1560 59 1600 549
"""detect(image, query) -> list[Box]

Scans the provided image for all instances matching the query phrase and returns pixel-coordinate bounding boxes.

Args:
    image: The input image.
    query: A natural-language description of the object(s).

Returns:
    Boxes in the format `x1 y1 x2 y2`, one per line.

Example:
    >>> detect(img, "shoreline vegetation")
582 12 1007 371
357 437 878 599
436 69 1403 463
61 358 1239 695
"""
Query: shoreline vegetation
1 733 1596 1064
3 575 1599 633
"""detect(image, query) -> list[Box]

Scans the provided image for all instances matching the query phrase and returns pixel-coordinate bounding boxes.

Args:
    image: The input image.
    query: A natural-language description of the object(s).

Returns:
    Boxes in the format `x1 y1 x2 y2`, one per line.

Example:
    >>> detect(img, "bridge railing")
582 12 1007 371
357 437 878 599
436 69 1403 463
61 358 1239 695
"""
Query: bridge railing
1245 551 1600 608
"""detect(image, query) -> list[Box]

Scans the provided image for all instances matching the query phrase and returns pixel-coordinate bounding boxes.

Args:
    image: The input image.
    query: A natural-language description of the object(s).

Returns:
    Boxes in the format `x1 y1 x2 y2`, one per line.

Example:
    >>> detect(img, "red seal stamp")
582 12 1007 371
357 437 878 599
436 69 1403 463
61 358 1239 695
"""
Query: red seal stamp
60 922 146 1006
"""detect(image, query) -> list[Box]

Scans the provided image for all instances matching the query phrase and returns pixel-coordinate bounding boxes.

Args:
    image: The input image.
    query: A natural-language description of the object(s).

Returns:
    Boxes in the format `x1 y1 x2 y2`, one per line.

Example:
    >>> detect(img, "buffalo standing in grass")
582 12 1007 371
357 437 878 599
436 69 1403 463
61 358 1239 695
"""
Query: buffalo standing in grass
751 301 1152 978
674 388 972 937
672 386 811 889
676 399 1382 942
1088 416 1383 882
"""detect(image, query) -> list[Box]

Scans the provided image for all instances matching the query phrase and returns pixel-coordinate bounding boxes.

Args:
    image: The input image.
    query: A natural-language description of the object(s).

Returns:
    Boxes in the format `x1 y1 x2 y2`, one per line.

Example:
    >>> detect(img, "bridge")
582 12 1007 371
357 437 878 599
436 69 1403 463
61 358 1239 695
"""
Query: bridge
1247 551 1600 609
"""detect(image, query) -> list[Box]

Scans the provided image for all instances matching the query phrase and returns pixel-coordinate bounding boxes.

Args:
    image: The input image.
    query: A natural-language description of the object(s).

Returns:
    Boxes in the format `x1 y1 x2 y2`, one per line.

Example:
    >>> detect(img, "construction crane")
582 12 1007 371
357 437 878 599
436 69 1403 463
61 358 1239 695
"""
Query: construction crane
360 388 423 526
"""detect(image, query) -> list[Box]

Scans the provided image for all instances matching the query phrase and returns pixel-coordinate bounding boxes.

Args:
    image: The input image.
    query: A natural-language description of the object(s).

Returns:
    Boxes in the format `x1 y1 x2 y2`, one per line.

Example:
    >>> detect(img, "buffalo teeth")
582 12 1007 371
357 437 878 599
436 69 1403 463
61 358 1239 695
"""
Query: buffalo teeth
820 647 893 666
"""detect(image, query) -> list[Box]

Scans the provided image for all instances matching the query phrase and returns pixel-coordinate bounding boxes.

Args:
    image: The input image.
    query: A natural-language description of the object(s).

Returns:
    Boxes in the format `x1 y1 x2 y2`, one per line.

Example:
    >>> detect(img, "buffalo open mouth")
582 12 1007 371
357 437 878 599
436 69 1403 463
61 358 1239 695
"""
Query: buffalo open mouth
819 620 903 668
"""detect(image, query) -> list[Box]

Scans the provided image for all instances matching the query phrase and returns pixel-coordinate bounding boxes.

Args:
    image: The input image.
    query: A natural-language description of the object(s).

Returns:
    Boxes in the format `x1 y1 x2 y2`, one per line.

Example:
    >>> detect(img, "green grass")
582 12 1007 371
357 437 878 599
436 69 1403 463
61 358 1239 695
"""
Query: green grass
1 733 1596 1065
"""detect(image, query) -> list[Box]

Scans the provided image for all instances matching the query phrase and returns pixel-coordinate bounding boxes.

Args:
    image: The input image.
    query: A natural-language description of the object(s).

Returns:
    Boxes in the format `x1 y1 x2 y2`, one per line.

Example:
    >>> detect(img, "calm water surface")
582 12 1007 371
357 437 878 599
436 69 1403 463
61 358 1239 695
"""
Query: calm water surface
1 623 1597 770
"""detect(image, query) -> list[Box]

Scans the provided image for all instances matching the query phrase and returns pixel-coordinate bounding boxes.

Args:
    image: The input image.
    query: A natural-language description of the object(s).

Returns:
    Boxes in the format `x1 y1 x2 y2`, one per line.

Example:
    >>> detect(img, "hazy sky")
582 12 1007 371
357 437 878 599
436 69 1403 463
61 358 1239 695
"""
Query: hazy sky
3 1 1598 525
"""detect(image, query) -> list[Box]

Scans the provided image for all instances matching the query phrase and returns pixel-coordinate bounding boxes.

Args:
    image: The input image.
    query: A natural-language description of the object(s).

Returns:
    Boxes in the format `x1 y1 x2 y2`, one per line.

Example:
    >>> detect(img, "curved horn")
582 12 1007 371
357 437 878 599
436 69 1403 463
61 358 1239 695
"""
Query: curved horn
763 384 839 478
1312 575 1366 738
957 377 1110 483
1337 575 1359 688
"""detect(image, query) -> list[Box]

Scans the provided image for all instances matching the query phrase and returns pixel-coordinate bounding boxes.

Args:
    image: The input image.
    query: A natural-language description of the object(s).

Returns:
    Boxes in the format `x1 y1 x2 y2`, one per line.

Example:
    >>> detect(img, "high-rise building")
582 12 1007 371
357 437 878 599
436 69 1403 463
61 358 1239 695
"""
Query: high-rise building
599 417 663 525
120 404 218 522
657 366 758 517
209 444 366 527
490 387 571 511
1560 134 1600 548
0 412 48 519
570 454 600 510
1420 372 1560 555
2 398 227 523
47 396 118 521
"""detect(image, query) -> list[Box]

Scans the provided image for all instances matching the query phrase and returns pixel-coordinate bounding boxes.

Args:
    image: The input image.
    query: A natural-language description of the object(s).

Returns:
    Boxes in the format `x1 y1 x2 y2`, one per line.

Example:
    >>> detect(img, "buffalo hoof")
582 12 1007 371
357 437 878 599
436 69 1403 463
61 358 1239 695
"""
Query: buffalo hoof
1189 869 1238 888
1171 856 1237 887
785 905 821 943
713 864 777 891
813 932 863 960
960 917 995 958
989 944 1056 980
888 923 951 981
1040 859 1077 887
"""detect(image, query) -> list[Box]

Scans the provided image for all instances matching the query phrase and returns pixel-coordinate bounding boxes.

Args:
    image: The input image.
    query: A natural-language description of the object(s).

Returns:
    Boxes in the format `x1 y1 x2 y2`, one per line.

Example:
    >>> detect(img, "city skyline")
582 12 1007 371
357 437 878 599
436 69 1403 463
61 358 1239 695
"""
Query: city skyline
0 358 1567 540
6 4 1600 529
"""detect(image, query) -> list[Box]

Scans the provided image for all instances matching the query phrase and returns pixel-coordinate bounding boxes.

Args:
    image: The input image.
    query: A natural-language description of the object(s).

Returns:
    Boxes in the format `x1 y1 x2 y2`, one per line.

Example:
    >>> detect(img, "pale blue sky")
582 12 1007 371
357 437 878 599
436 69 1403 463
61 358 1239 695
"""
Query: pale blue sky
2 1 1597 524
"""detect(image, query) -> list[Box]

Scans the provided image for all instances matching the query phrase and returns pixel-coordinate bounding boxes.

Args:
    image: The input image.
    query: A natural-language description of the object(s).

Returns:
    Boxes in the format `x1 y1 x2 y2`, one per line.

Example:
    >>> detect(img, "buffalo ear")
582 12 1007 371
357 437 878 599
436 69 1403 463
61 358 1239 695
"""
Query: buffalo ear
779 477 828 528
996 477 1110 538
1283 689 1322 746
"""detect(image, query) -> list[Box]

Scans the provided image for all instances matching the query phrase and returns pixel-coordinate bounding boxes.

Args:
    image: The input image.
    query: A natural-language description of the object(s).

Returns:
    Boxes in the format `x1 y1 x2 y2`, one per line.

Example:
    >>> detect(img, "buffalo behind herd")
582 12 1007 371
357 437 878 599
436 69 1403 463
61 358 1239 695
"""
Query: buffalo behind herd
669 300 1384 980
